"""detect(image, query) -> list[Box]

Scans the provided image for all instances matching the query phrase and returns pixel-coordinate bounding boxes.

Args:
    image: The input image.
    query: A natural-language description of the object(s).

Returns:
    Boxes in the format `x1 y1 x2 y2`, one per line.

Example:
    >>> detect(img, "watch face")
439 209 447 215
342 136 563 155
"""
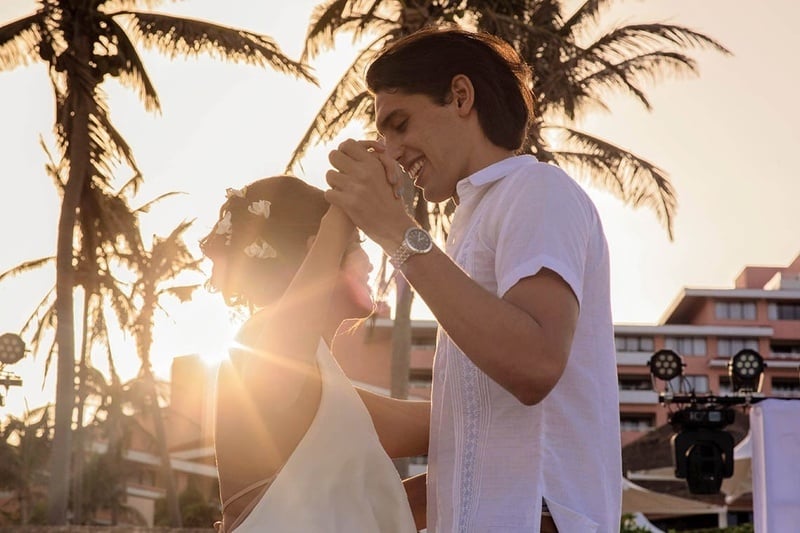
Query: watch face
406 228 432 253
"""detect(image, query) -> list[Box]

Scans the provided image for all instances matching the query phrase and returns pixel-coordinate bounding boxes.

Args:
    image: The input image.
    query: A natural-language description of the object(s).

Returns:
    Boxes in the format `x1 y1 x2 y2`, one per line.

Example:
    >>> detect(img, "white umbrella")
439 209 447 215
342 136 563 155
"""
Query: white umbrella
622 478 725 516
721 432 752 504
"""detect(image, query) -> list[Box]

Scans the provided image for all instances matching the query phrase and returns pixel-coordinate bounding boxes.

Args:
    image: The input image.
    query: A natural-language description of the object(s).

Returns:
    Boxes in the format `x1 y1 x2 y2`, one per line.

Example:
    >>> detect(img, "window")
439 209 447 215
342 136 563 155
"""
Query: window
128 468 157 487
615 335 654 352
715 301 757 320
772 378 800 398
408 368 432 388
718 376 733 395
770 342 800 358
668 374 709 394
717 337 759 357
620 413 655 432
664 336 707 356
768 302 800 320
618 374 653 391
411 334 437 350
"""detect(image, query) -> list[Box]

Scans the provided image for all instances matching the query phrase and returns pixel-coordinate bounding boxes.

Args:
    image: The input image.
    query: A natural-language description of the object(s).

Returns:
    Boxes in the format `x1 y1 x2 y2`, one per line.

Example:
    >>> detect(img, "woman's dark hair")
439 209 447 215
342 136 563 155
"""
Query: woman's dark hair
366 26 534 151
200 175 328 307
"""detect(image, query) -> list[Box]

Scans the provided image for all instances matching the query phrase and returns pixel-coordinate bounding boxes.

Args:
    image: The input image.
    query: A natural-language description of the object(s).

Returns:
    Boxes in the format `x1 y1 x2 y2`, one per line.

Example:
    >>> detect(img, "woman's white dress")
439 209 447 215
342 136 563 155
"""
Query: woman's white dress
230 340 417 532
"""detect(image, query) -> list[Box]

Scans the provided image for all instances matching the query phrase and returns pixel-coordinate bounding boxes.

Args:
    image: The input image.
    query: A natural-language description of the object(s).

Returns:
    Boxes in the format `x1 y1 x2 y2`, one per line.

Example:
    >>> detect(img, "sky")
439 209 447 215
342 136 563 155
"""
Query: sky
1 0 799 419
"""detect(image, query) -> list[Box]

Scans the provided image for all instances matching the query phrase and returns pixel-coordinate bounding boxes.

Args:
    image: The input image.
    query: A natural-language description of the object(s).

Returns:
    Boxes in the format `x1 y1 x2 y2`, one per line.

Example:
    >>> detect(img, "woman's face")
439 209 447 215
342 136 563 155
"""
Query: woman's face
334 239 375 318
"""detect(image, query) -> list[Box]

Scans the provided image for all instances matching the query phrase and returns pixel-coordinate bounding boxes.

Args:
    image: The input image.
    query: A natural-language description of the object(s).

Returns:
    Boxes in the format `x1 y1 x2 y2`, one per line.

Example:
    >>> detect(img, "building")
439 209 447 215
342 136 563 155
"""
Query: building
617 252 800 446
108 252 800 525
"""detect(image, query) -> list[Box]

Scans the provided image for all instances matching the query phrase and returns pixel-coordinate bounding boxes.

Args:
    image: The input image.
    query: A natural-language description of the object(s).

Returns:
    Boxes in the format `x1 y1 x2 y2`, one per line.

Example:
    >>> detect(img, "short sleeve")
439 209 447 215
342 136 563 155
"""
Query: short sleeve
488 164 596 303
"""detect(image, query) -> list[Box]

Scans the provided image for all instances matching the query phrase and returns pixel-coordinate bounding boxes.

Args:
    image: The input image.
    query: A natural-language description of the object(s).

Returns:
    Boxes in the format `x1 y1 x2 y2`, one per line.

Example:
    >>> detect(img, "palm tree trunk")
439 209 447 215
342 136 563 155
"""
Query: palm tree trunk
390 171 417 477
48 55 93 525
144 367 182 527
71 296 90 524
391 275 414 477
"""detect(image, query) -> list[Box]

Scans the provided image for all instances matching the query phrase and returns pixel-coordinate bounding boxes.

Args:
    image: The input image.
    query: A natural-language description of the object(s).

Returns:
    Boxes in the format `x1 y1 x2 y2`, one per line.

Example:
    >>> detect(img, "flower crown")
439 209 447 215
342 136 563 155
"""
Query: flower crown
213 186 277 260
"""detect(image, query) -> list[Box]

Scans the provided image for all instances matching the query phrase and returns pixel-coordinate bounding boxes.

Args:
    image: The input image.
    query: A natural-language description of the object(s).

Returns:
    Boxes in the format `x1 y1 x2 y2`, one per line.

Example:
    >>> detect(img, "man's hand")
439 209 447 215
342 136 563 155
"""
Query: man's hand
326 138 414 252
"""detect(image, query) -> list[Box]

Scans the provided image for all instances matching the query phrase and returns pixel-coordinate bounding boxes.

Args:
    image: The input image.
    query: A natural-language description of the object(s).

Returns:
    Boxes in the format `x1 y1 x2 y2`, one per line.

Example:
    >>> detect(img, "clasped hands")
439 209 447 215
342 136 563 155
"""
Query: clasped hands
325 139 415 252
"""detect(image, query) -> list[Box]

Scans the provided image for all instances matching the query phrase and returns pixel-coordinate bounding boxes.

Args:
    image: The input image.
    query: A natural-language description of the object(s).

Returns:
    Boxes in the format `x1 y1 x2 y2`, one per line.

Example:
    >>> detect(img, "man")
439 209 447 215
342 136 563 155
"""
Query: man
326 26 622 532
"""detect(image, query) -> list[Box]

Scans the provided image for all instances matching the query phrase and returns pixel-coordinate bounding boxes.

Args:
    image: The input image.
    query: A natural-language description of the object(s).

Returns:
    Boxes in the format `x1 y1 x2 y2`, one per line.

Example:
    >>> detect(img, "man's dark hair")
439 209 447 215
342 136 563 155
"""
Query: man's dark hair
366 26 534 151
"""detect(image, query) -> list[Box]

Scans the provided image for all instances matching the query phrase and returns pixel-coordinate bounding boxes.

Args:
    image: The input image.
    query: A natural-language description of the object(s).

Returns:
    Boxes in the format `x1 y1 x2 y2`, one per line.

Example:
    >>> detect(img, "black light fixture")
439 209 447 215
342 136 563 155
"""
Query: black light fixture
648 349 685 382
728 348 765 393
670 406 735 494
0 333 26 407
0 333 26 365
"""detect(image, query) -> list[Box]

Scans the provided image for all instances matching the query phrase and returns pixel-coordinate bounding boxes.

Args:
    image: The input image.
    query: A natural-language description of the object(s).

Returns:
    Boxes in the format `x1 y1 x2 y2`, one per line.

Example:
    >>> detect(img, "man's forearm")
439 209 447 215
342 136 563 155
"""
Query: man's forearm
397 246 574 405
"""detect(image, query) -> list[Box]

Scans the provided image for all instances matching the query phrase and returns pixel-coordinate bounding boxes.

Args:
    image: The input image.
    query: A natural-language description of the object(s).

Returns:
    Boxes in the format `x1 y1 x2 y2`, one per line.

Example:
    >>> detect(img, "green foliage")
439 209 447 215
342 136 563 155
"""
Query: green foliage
621 513 655 532
154 481 220 527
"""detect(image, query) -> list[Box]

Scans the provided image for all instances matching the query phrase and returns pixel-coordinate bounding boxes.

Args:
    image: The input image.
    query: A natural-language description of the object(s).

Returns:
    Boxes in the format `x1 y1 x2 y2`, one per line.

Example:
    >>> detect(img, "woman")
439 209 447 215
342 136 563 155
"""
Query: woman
200 176 425 532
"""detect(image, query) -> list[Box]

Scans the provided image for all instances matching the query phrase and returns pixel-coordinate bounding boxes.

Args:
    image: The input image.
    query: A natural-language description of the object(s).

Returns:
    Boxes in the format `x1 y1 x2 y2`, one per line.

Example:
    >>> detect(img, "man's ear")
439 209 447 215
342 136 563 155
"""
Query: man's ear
450 74 475 116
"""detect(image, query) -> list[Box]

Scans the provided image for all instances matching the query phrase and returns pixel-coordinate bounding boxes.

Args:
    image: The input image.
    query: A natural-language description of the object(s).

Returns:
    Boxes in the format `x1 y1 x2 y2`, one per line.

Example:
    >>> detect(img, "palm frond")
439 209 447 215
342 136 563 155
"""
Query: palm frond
101 0 177 11
20 288 56 342
40 137 68 191
87 92 142 183
0 257 55 283
133 191 184 214
577 51 699 113
560 0 607 36
551 126 676 239
286 44 382 172
301 0 387 61
122 12 316 84
0 13 42 71
104 15 161 112
159 284 201 303
584 24 731 63
302 0 352 61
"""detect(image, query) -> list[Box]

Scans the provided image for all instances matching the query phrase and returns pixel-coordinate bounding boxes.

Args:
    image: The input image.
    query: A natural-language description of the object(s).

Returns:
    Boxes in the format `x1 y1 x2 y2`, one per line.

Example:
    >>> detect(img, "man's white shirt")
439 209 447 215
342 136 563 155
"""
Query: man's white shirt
427 155 622 533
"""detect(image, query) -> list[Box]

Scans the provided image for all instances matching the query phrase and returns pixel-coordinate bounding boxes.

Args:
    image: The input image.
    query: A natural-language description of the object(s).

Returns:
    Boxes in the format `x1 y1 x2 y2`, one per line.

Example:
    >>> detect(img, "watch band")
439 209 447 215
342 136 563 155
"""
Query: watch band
389 242 415 268
389 227 433 268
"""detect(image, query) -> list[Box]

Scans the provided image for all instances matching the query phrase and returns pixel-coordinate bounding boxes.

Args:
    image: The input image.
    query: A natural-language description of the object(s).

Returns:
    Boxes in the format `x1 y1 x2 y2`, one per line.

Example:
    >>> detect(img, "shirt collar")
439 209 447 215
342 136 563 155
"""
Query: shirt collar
455 154 538 201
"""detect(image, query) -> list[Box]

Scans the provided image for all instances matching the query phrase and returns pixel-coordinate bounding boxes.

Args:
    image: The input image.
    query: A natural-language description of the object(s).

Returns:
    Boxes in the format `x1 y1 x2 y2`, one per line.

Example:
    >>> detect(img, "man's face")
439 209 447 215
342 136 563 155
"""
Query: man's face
375 89 467 203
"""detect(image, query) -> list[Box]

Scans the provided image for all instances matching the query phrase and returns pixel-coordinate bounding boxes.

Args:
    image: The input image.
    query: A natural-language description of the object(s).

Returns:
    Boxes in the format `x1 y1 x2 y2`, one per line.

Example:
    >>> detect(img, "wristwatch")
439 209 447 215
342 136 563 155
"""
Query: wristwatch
389 227 433 268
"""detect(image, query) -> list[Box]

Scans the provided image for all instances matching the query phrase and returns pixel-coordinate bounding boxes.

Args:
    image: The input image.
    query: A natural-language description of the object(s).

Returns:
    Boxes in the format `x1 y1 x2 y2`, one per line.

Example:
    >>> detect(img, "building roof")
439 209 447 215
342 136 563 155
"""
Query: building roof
661 288 800 324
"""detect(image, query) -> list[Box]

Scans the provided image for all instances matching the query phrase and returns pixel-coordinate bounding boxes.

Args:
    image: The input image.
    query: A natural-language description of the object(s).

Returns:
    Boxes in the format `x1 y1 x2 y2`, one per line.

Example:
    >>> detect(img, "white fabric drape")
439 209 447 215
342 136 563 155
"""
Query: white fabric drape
750 398 800 532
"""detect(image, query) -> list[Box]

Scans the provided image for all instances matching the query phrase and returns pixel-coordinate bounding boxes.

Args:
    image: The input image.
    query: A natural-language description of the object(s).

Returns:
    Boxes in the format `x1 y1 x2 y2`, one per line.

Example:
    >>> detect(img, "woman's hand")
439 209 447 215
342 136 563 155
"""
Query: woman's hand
325 138 415 252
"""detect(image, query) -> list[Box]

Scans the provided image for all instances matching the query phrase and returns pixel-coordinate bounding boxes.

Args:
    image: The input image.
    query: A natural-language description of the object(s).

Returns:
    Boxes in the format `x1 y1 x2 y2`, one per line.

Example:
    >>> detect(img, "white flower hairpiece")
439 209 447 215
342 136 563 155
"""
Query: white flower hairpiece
244 238 278 260
215 211 233 245
248 200 271 219
226 186 247 199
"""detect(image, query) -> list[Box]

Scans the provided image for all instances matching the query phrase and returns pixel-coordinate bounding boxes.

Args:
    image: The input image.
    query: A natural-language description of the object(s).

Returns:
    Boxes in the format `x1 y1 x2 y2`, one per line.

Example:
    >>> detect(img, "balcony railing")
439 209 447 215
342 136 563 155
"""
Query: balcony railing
616 351 652 366
618 389 659 404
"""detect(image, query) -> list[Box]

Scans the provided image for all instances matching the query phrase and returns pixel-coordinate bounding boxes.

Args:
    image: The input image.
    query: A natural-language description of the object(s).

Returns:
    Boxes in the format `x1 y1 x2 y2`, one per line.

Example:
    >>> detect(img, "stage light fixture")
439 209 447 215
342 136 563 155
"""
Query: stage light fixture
0 333 26 365
728 348 765 393
0 333 27 407
670 407 735 494
648 349 684 382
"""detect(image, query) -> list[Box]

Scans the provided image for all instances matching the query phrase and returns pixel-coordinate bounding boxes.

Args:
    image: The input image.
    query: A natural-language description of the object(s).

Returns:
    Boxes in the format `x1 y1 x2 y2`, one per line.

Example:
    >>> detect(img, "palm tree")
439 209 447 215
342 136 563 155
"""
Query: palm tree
287 0 729 436
0 1 314 524
291 0 729 234
79 366 154 526
122 219 204 527
0 143 160 524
